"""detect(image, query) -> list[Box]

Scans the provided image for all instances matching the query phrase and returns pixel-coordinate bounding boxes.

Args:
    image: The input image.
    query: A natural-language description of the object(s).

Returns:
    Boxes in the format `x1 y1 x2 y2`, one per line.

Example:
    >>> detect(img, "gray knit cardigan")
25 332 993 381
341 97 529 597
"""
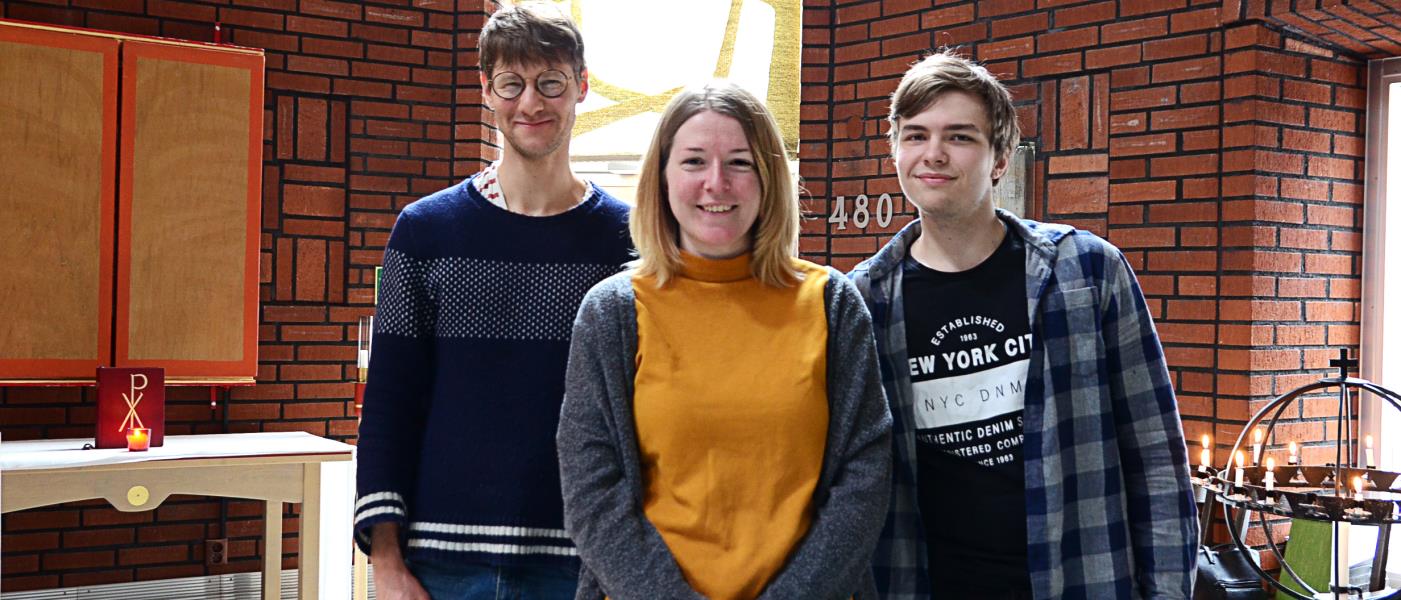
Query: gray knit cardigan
556 267 893 600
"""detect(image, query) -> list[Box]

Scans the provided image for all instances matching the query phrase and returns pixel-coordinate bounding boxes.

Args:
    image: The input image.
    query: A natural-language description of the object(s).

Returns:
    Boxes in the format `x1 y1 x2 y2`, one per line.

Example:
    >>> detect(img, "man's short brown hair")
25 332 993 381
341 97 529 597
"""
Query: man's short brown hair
888 49 1020 160
479 3 586 77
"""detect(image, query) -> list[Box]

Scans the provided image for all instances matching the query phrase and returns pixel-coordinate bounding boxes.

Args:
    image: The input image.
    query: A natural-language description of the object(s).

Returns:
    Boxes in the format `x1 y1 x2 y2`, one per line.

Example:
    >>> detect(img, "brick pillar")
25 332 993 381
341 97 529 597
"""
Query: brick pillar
1216 20 1365 456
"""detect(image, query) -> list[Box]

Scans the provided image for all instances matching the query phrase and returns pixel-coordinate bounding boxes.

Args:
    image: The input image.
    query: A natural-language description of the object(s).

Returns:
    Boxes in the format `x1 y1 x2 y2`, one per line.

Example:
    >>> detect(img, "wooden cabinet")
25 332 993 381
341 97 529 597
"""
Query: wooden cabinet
0 21 264 383
115 40 263 379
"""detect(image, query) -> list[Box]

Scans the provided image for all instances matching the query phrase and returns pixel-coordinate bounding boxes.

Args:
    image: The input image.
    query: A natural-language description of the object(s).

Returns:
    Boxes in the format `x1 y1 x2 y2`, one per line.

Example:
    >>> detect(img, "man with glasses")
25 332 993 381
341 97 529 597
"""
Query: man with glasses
354 4 632 598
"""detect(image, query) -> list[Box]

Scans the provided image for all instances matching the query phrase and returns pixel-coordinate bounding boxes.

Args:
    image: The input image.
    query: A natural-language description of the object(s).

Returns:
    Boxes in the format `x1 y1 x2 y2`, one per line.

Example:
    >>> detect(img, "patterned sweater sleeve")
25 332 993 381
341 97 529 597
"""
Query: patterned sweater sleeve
353 208 436 554
1099 244 1198 599
757 270 893 599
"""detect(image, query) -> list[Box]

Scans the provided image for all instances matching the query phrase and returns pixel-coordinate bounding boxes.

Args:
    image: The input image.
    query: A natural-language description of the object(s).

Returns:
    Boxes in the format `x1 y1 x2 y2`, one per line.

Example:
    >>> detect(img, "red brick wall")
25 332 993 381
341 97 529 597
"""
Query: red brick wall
0 0 1374 592
798 0 1367 544
1216 21 1366 461
1210 20 1367 553
1 0 484 591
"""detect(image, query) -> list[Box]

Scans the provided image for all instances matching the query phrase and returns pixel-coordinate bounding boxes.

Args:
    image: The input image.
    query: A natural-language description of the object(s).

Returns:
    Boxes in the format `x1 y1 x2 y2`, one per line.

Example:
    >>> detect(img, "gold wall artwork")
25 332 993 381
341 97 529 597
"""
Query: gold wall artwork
555 0 802 159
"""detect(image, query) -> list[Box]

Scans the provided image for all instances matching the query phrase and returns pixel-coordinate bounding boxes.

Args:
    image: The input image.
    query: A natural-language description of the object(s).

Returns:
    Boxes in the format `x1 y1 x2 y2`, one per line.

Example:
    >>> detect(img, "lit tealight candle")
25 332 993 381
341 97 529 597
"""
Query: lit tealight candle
126 427 150 452
1199 434 1211 473
1235 451 1246 487
1288 441 1299 465
1364 434 1375 469
1264 457 1276 491
1353 475 1365 501
1252 427 1264 464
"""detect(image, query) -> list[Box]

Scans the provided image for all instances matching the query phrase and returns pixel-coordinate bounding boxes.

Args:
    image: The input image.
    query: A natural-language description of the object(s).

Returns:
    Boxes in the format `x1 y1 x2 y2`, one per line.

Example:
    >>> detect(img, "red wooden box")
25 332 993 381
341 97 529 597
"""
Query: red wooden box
95 367 165 448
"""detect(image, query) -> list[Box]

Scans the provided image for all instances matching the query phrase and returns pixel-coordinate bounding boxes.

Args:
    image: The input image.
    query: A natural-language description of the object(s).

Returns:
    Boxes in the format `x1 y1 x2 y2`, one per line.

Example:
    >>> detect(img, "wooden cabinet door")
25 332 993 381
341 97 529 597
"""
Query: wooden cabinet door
0 23 118 379
115 40 264 380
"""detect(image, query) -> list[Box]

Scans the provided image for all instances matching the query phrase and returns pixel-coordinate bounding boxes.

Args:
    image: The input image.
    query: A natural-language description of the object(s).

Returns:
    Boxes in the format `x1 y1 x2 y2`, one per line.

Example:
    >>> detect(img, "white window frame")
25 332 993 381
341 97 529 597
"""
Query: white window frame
1361 57 1401 471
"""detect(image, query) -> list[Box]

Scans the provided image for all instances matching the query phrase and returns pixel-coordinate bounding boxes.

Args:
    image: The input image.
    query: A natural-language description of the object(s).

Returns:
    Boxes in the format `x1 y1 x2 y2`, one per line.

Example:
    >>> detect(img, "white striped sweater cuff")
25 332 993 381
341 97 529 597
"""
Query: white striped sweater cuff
407 521 578 557
354 491 406 526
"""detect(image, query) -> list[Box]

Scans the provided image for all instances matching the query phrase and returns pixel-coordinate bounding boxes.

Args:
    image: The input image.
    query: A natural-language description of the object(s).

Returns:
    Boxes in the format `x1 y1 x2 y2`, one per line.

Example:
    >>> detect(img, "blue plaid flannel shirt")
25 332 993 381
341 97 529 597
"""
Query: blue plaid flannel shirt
849 211 1198 599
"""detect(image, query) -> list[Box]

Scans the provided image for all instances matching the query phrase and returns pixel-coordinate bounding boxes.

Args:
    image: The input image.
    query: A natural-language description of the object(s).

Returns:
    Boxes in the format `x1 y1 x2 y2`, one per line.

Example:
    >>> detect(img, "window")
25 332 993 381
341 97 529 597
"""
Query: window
558 0 803 201
1361 57 1401 470
1358 55 1401 577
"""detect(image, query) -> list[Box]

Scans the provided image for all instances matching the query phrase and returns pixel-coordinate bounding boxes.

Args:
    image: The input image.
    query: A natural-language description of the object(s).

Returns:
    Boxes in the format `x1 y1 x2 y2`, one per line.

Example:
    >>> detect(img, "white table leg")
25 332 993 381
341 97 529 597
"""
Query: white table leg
264 500 282 600
2 432 5 581
299 463 320 599
354 546 369 600
301 459 352 599
322 460 353 598
351 454 368 600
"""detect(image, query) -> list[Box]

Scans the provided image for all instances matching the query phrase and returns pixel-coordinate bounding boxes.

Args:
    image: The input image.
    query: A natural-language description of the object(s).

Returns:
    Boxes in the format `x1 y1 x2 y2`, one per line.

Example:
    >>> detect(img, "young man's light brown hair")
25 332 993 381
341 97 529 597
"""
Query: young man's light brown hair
478 2 586 77
631 81 802 288
888 50 1021 165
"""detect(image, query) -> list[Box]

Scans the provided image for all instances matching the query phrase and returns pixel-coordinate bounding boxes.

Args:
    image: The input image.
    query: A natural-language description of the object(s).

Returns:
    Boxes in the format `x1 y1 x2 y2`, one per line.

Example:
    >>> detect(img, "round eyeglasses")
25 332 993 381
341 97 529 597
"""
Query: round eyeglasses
488 69 571 100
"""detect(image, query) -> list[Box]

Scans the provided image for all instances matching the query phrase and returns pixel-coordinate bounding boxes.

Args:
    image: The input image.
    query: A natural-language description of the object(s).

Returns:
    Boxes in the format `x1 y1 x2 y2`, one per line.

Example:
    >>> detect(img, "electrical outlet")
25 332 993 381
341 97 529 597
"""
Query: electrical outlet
206 538 229 565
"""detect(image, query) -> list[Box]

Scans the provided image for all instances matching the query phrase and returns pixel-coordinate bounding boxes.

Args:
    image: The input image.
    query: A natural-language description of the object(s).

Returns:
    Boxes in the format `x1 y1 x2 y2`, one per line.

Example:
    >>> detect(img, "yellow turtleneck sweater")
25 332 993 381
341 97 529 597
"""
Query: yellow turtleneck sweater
631 253 831 600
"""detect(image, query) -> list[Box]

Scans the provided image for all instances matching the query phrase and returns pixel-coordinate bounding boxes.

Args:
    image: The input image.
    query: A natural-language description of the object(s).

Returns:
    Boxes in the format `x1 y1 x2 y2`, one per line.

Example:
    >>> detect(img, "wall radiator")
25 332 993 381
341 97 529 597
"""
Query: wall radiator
1 567 375 600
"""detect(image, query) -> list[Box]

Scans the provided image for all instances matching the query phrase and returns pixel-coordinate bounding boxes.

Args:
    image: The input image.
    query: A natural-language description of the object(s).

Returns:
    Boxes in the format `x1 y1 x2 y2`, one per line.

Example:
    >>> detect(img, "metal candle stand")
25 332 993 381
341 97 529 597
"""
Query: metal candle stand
1197 349 1400 599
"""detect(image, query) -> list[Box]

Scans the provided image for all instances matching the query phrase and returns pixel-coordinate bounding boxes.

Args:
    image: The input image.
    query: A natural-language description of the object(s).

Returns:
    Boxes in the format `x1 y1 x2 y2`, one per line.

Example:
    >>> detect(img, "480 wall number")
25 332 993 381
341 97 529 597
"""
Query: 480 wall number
828 193 894 231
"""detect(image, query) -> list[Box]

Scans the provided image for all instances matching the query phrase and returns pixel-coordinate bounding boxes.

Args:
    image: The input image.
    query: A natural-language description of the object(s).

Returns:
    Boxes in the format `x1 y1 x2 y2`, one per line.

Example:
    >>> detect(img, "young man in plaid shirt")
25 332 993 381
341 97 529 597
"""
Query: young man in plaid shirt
849 51 1198 599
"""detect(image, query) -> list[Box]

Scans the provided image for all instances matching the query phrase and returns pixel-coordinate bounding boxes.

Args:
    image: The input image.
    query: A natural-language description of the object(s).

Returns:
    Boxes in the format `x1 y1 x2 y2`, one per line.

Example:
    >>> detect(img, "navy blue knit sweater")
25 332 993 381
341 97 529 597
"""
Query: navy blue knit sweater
354 175 632 568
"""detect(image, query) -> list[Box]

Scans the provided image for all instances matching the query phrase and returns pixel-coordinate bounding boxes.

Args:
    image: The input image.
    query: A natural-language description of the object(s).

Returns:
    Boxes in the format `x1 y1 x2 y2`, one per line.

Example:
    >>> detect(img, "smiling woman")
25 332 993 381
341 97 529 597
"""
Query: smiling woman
664 110 762 259
629 82 800 288
556 81 893 600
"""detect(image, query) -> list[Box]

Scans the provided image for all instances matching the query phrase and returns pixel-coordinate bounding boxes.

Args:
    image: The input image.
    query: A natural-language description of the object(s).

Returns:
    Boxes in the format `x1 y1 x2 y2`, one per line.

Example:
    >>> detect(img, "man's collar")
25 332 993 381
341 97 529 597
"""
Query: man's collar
863 210 1073 280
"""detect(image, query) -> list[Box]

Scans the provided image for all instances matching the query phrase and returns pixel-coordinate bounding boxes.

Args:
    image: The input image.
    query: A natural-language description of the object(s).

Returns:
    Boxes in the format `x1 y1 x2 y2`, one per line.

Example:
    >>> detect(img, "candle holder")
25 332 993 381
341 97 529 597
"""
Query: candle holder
1203 349 1401 599
126 427 151 452
354 316 373 416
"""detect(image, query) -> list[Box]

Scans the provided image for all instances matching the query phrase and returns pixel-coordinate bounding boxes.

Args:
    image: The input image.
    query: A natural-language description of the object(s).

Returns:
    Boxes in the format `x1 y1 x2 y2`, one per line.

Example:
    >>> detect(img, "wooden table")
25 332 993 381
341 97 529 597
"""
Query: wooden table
1 431 354 599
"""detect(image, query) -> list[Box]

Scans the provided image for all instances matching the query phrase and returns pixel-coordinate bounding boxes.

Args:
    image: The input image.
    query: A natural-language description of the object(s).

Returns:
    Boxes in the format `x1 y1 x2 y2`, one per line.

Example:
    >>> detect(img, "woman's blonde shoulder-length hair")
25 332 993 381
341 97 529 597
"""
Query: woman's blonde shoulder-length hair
630 80 802 288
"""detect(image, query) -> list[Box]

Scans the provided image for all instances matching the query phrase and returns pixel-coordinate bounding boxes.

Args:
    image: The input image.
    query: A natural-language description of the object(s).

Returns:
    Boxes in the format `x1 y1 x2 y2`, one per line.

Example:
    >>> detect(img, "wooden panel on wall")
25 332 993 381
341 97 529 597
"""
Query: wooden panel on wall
116 40 263 379
0 23 117 379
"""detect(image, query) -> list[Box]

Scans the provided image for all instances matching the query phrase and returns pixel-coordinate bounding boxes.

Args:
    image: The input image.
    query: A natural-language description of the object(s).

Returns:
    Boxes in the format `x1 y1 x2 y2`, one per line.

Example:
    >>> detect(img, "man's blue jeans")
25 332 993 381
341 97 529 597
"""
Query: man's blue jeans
408 559 579 600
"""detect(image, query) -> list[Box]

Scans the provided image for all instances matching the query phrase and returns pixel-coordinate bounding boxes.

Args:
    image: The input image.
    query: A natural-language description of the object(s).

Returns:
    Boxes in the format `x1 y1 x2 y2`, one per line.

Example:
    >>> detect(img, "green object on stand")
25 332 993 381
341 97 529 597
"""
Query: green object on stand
374 266 382 305
1276 518 1333 598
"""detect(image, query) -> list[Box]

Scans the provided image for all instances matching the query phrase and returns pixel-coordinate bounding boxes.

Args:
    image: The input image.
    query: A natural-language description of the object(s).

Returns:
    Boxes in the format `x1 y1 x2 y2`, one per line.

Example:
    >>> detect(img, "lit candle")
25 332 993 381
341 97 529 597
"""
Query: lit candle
1199 434 1211 473
356 316 374 415
1264 457 1276 491
126 427 150 452
1235 451 1246 487
1364 434 1374 469
1353 475 1365 501
1288 441 1299 465
1252 427 1263 464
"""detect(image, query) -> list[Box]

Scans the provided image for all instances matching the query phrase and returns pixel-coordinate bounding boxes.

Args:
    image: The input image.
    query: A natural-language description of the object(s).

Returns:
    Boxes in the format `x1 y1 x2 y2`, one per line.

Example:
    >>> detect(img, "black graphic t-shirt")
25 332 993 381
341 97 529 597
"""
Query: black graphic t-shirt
903 229 1032 595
